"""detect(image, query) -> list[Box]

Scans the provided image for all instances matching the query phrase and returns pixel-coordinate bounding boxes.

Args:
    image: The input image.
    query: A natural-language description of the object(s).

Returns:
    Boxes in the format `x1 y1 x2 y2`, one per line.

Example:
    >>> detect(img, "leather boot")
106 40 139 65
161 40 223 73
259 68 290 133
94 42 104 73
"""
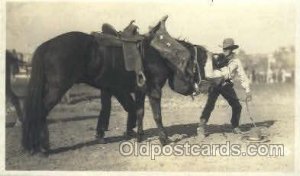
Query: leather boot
197 118 207 139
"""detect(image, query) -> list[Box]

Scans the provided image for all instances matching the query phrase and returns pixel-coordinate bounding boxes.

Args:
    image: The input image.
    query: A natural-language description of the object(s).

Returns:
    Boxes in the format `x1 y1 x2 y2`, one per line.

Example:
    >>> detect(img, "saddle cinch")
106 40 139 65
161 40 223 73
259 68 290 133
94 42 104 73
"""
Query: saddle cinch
92 20 146 87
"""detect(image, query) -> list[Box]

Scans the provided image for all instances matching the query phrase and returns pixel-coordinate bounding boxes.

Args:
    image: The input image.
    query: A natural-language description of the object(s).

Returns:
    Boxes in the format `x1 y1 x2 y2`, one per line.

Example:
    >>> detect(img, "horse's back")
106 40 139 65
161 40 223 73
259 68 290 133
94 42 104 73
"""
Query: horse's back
37 31 94 56
32 32 96 81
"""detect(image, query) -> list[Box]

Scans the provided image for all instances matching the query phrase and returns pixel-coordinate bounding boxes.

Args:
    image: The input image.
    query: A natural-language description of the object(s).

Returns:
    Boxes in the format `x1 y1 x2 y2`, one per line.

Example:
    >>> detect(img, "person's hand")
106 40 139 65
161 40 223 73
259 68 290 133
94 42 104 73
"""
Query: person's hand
246 92 252 102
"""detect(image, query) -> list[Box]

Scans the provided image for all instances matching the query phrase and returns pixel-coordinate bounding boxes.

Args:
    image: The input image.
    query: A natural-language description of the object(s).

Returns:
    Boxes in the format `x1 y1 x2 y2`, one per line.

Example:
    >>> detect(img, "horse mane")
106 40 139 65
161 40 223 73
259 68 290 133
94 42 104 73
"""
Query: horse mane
176 38 208 76
176 38 207 52
6 50 21 74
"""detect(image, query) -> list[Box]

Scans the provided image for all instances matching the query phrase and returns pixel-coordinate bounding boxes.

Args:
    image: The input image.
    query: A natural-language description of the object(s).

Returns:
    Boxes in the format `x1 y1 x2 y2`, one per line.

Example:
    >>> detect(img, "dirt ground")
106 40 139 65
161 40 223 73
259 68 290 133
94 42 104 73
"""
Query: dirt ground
5 83 295 171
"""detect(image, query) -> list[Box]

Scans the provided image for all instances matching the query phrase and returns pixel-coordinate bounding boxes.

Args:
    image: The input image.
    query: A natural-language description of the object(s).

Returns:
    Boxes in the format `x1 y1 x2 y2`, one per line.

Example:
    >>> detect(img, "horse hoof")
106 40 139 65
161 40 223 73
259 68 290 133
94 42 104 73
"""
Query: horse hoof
40 146 49 154
159 137 170 146
29 149 36 155
168 141 175 146
97 138 107 144
38 151 49 158
95 133 104 139
137 135 143 142
124 130 137 139
29 147 48 157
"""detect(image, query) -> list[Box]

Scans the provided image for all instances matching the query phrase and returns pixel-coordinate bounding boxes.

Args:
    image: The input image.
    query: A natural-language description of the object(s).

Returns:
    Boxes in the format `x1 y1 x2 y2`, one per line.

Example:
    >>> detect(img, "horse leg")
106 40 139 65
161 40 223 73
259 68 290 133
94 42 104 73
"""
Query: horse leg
42 85 71 152
148 92 169 145
10 93 23 126
7 88 23 126
136 91 146 142
95 90 112 143
62 89 71 104
114 91 137 139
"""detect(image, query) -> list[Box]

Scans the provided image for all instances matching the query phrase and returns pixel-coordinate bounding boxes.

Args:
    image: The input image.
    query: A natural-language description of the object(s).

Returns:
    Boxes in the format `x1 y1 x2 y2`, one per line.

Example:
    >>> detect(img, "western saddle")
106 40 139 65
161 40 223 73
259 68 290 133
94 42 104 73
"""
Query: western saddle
92 20 146 87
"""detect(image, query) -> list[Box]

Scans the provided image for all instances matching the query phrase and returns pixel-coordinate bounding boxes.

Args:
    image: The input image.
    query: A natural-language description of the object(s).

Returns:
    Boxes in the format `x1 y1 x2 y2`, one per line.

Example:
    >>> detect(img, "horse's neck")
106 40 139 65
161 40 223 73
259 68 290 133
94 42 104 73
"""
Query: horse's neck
196 47 208 65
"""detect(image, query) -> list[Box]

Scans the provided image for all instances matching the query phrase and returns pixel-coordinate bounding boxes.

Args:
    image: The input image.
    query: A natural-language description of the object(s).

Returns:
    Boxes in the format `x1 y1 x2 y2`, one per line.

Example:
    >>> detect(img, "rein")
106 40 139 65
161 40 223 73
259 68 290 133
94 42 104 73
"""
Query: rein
191 46 203 97
193 46 202 85
139 40 145 60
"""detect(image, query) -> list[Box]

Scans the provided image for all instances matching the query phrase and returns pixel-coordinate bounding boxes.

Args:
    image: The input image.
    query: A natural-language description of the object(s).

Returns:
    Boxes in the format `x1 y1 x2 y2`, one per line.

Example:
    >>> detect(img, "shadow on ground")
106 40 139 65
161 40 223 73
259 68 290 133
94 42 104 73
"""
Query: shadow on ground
47 120 275 154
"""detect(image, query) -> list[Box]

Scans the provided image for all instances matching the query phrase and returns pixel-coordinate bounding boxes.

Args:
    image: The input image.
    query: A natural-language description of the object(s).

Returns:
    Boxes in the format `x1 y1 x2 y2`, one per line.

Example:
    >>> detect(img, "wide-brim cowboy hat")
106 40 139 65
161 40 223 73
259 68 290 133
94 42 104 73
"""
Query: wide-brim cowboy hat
219 38 239 50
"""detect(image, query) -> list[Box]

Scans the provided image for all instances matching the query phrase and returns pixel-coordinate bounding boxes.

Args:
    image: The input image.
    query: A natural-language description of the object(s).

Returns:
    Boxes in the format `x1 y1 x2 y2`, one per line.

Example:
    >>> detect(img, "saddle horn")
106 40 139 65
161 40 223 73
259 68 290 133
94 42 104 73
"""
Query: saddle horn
129 20 135 25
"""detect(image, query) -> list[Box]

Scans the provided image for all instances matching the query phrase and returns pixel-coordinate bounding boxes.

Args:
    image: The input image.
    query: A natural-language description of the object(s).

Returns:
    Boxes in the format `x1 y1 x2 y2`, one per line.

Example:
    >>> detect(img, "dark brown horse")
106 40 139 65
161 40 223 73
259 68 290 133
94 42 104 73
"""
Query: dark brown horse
6 50 24 126
22 16 191 153
136 40 209 144
99 40 210 145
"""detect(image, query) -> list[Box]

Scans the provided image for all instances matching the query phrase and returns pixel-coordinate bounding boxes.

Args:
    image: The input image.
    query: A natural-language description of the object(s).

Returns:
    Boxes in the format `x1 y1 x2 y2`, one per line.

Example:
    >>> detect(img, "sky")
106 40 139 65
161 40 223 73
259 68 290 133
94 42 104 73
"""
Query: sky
6 0 296 54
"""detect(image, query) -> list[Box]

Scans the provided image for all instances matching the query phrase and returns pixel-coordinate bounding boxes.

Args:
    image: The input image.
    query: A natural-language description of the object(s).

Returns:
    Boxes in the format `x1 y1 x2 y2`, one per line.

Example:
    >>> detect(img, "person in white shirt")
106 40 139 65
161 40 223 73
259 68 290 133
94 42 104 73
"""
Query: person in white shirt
198 38 252 136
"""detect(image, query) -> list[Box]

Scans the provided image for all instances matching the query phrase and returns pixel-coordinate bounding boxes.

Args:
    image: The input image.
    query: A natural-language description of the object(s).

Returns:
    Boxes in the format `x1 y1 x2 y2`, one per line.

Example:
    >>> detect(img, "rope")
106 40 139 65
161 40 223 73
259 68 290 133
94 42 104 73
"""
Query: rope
245 99 257 128
190 46 203 99
206 84 257 127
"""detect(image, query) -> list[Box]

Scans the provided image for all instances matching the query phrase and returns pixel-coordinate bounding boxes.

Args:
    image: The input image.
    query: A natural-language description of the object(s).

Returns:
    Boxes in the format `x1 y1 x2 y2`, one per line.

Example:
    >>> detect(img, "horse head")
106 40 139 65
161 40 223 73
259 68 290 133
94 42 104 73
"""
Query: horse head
164 40 208 96
177 42 224 95
6 50 20 75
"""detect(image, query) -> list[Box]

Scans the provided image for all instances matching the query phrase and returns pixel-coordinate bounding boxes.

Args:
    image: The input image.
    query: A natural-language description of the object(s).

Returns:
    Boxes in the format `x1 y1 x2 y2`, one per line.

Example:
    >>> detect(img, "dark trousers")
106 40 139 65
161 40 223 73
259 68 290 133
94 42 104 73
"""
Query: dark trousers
200 83 242 128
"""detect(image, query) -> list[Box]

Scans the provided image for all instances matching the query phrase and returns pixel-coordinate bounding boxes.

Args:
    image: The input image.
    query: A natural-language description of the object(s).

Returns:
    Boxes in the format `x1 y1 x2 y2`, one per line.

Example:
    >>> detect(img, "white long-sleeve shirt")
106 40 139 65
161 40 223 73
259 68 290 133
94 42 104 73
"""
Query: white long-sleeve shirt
205 53 251 93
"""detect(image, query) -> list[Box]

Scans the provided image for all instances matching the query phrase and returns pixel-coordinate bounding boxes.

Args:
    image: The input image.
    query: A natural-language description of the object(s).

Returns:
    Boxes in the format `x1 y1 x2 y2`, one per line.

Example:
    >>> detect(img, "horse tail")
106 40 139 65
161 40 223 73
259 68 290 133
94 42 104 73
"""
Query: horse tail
22 46 47 152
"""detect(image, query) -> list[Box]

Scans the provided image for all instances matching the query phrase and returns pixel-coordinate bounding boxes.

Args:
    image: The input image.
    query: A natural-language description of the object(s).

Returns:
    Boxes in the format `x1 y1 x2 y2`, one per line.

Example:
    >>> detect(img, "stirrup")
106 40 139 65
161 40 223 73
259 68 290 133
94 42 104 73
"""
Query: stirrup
192 83 201 96
137 71 146 87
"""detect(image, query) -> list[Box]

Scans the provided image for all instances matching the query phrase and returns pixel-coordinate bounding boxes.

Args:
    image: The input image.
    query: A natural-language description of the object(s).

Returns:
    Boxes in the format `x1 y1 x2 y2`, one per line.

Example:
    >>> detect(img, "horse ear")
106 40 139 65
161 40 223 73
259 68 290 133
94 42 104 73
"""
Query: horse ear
147 23 159 35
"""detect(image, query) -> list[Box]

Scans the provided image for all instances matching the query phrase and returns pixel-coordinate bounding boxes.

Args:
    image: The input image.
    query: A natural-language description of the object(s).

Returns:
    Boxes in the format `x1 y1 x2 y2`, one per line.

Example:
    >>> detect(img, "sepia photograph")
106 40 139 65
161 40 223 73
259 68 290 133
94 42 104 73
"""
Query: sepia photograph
1 0 299 174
